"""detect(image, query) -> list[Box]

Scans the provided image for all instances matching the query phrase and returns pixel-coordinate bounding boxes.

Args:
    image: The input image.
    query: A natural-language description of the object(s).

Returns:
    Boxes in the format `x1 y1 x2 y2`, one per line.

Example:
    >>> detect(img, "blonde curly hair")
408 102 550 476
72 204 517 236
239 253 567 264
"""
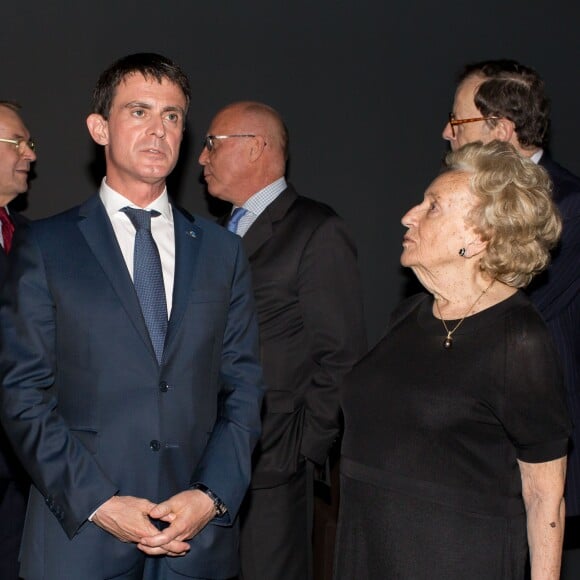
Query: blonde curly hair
445 141 562 288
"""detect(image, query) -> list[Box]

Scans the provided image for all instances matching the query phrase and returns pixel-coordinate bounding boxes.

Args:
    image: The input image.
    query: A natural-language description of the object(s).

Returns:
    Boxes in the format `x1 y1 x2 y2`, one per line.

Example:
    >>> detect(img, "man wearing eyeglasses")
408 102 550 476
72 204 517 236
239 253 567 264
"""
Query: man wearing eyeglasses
0 101 35 264
200 101 367 580
443 59 580 578
0 100 36 580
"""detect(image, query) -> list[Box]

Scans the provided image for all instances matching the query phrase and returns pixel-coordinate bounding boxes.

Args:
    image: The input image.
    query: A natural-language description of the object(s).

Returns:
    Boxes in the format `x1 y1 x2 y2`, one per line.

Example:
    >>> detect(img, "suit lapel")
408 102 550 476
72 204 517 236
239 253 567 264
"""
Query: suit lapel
77 195 155 360
165 206 201 357
241 186 297 258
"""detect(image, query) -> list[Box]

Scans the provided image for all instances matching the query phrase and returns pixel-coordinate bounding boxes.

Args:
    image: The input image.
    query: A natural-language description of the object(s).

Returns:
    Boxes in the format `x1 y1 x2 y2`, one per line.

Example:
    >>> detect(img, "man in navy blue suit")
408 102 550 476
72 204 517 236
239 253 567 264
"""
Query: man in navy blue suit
0 54 264 580
443 59 580 578
0 101 36 579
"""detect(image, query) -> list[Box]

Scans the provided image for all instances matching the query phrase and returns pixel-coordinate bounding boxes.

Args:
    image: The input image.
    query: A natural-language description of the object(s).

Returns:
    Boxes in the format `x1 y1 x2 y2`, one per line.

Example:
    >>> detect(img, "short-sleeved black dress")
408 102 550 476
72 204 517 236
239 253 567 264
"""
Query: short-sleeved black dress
335 291 570 580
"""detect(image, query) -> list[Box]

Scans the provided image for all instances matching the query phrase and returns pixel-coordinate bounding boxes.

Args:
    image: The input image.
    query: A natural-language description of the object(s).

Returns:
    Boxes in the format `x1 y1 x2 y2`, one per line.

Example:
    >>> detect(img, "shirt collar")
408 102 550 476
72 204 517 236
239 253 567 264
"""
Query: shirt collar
530 148 544 165
241 177 287 216
99 178 173 221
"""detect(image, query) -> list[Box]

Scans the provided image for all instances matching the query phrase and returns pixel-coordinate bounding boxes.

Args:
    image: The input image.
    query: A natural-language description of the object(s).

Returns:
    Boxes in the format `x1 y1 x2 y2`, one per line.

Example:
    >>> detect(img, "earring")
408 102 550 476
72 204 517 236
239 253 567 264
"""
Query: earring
458 248 466 257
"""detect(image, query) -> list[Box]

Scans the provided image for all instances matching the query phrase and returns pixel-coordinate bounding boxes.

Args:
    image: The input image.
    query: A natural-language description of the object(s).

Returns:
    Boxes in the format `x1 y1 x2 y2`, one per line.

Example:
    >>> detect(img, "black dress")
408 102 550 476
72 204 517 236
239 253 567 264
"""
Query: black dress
335 291 571 579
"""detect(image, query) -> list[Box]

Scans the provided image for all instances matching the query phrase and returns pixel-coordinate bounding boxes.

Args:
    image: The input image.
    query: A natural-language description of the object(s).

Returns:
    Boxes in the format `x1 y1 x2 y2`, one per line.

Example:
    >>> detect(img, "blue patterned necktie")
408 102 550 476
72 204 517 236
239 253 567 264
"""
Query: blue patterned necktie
122 207 168 364
227 207 248 235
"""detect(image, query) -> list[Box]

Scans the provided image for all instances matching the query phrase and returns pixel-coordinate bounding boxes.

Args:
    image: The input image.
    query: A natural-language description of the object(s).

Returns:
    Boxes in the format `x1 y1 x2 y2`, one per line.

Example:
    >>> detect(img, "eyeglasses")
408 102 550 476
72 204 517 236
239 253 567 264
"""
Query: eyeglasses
0 137 35 155
448 113 500 138
202 134 256 152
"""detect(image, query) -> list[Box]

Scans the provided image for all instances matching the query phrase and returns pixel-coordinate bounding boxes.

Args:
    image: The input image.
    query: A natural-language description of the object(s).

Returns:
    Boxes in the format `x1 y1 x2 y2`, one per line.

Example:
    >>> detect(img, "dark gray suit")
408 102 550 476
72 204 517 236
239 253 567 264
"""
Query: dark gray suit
232 185 367 580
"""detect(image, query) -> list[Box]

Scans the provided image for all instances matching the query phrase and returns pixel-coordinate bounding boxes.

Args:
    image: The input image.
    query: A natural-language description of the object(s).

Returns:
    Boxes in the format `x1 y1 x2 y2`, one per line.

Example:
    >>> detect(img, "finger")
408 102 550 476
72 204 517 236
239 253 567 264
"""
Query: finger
165 549 190 557
159 539 191 555
137 540 190 556
139 527 187 547
148 502 172 519
139 531 171 547
137 544 171 556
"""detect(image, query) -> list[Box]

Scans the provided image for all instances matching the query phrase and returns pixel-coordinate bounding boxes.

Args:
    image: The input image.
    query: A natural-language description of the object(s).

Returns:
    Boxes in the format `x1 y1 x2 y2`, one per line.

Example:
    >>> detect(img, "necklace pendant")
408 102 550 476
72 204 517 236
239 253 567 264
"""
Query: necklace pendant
443 336 453 349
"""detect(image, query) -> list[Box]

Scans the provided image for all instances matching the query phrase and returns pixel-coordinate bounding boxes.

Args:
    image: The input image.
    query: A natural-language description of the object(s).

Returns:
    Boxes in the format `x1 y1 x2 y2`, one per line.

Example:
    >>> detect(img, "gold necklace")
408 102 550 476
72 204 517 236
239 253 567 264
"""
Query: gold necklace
435 280 495 349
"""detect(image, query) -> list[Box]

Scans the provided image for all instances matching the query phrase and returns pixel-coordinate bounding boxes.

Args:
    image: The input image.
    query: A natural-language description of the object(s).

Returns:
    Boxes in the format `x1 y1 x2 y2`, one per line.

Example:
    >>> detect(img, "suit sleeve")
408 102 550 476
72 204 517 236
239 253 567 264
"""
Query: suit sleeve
528 190 580 320
191 240 264 523
296 216 367 464
0 226 118 538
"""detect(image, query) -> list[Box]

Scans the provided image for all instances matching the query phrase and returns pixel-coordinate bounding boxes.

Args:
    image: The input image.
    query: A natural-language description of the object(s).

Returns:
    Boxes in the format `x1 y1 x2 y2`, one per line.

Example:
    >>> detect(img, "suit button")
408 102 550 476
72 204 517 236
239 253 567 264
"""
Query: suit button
150 440 161 452
159 381 169 393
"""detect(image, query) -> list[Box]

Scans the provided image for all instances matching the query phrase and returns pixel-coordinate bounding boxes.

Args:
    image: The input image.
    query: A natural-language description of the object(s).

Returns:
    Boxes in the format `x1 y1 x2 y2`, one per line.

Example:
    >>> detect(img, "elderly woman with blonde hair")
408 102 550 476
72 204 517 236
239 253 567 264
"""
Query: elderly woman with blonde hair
335 141 571 580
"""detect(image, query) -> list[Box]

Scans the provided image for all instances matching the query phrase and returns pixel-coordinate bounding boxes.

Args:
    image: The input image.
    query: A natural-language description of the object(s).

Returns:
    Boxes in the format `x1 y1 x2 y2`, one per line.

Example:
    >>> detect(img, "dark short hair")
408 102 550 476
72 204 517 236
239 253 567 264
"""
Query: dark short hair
0 101 22 112
458 59 550 148
91 53 191 118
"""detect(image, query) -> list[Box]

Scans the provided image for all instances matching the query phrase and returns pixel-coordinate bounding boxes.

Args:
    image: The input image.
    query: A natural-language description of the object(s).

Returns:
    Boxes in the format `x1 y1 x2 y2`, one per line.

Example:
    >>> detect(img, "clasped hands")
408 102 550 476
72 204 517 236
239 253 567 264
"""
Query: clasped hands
92 489 216 557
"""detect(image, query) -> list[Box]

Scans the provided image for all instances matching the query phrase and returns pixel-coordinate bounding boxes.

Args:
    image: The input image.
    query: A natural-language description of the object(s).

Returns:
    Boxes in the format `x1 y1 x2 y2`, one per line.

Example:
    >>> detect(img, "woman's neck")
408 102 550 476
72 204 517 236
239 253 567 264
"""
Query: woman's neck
414 268 515 319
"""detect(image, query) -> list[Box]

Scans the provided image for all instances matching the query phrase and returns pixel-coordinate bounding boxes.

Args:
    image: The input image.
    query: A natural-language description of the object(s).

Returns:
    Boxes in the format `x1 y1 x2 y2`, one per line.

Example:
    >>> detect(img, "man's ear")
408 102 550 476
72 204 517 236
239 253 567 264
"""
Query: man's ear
86 114 109 146
492 117 516 143
248 135 267 162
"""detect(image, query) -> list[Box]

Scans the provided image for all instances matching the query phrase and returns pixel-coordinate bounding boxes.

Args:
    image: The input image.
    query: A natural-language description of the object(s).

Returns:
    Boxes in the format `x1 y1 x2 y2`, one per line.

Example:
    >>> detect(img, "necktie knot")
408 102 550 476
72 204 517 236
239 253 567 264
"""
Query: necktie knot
122 206 161 231
227 207 248 235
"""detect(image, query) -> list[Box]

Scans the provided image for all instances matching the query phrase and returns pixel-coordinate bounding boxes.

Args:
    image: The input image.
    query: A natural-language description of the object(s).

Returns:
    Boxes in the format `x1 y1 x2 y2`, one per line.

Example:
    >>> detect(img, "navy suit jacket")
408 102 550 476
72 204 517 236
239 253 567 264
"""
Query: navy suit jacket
531 155 580 516
0 195 264 579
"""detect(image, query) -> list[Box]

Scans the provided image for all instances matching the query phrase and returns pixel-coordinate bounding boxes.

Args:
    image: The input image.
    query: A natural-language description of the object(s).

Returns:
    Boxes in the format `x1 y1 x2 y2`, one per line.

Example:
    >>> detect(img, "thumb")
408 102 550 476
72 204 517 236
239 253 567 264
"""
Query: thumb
148 501 171 519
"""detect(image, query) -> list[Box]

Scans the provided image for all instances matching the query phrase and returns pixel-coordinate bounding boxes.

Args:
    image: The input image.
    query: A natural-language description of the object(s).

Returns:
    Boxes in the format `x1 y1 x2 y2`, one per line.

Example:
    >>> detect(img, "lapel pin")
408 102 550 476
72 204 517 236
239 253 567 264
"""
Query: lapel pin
186 230 197 238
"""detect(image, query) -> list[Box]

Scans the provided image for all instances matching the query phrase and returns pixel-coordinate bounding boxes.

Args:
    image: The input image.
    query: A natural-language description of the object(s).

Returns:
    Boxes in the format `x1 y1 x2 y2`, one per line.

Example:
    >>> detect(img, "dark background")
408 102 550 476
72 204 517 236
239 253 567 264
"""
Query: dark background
3 1 579 343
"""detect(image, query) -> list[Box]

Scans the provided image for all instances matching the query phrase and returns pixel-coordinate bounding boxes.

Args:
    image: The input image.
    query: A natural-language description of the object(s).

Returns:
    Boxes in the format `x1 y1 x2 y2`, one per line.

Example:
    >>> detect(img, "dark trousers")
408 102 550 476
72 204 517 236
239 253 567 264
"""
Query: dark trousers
239 464 313 580
561 515 580 579
0 478 29 580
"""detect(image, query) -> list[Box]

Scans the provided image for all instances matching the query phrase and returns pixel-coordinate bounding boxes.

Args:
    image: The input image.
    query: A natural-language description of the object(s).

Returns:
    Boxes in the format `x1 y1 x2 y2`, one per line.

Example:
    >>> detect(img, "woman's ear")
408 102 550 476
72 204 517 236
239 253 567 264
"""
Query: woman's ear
463 235 487 258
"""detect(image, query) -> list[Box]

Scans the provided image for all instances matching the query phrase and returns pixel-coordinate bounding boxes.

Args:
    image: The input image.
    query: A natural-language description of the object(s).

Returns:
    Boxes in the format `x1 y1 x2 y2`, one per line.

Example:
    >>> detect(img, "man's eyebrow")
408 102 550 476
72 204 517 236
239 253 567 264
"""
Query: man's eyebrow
124 102 185 116
125 101 152 110
162 105 185 115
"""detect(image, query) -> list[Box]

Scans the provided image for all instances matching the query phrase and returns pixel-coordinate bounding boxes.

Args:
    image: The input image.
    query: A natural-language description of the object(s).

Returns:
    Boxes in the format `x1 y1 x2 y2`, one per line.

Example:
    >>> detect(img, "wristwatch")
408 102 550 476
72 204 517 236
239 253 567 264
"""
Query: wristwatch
193 483 228 517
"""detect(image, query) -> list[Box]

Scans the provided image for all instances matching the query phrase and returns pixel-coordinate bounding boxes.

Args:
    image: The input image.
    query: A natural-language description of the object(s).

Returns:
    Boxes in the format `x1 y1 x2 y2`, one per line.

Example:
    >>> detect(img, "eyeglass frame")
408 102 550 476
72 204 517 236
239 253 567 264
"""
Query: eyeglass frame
448 112 500 138
0 137 35 154
202 134 257 152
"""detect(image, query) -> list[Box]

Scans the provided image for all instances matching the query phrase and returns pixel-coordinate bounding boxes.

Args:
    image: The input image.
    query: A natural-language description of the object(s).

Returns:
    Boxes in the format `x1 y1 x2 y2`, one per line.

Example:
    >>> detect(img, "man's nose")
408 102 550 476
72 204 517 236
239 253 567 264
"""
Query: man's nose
442 121 454 142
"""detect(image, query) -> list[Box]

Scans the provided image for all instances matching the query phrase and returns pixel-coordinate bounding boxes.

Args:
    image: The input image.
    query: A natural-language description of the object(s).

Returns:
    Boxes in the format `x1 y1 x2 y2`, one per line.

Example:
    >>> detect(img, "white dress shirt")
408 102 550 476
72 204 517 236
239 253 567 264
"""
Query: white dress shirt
99 178 175 316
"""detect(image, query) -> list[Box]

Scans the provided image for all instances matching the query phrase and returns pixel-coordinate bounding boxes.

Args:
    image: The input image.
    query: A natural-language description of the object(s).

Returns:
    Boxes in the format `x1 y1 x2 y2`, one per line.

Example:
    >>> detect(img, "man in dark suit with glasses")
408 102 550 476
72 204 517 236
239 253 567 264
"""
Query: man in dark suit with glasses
200 101 367 580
